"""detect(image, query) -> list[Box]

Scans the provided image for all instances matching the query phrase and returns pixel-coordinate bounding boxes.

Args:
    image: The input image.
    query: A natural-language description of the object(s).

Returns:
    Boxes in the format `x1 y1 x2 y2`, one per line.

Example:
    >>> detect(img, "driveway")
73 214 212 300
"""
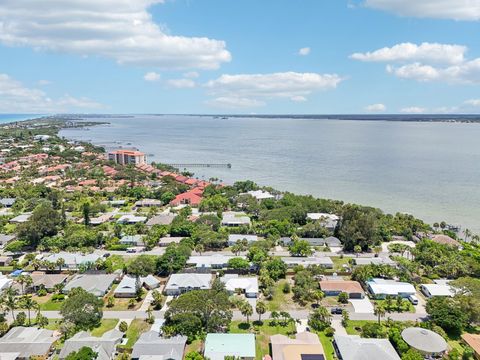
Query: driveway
349 298 374 313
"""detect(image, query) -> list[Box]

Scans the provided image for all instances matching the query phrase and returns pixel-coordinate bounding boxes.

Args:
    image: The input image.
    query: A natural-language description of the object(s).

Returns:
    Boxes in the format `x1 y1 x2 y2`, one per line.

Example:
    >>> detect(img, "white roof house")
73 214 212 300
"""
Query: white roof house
119 235 145 246
246 190 275 200
366 278 416 299
333 335 400 360
164 273 213 296
187 254 246 269
228 234 258 245
282 256 333 268
354 257 397 266
420 281 455 298
0 326 59 359
221 274 258 298
0 275 13 291
114 275 160 297
117 214 147 224
221 212 251 227
307 213 339 229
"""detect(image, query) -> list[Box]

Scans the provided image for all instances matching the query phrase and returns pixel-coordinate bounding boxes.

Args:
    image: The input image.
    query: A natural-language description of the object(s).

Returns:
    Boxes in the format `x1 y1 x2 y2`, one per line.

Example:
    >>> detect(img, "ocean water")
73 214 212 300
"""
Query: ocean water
0 114 44 124
59 115 480 232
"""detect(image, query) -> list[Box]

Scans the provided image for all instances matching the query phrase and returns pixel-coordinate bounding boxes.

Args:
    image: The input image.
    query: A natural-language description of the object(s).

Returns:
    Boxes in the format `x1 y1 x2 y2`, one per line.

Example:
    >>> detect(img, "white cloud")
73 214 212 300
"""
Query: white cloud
205 97 265 109
144 72 161 82
0 0 231 70
400 106 427 114
183 71 199 79
387 59 480 83
205 72 343 108
364 0 480 21
365 103 386 112
464 99 480 107
0 73 104 112
291 95 307 102
298 47 311 56
351 42 466 64
167 78 196 88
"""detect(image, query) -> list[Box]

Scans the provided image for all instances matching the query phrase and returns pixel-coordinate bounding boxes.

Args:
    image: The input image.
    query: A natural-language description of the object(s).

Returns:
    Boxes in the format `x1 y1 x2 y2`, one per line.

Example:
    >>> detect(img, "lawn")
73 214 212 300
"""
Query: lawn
123 319 151 348
317 331 336 360
373 299 415 313
229 320 295 360
33 294 65 311
91 319 119 337
44 319 62 331
330 256 351 272
185 339 203 354
266 279 301 311
344 320 375 335
103 285 144 311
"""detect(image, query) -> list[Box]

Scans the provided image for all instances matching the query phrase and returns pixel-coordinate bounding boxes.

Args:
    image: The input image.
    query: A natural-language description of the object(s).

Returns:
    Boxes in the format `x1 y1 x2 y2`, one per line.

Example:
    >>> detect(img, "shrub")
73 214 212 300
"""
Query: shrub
37 288 47 297
324 326 335 337
282 282 291 293
51 294 65 302
338 292 349 304
119 321 128 333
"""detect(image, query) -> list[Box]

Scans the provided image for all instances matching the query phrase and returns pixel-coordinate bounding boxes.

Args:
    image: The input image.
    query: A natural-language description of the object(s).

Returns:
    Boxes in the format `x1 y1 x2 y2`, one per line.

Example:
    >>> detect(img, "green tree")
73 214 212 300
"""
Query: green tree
308 306 331 331
65 346 98 360
127 255 157 276
263 257 287 281
151 289 163 310
17 201 62 246
184 351 205 360
227 257 250 271
240 302 253 323
60 287 103 330
401 349 424 360
426 297 467 334
338 292 349 304
374 304 386 325
256 301 266 322
289 239 313 257
21 295 38 325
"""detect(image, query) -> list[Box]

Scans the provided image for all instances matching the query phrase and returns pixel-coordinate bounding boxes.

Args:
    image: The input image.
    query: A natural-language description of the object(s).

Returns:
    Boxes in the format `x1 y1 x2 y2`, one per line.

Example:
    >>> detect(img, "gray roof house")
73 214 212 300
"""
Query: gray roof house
221 274 259 298
119 235 145 247
146 213 176 227
0 326 58 359
43 252 101 270
164 273 213 296
114 275 160 298
0 198 16 208
333 334 400 360
63 273 117 297
221 212 251 227
59 329 123 360
9 213 31 224
187 254 247 269
131 332 187 360
282 256 333 268
0 234 15 248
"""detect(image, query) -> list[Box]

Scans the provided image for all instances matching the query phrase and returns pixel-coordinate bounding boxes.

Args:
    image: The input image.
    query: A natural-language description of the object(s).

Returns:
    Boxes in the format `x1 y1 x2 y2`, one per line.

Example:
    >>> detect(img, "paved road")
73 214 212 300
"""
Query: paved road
20 309 427 322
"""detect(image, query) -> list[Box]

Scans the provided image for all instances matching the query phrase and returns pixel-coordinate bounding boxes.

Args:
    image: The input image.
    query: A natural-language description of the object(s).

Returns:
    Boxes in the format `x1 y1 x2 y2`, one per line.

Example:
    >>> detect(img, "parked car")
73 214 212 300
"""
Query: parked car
408 295 418 305
331 307 343 314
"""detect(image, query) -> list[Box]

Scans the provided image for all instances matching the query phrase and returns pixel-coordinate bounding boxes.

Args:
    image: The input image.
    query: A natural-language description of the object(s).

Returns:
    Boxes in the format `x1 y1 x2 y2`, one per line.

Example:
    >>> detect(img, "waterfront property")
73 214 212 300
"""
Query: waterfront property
108 149 146 165
320 279 365 299
270 331 324 360
431 234 461 248
204 333 256 360
59 329 123 360
307 213 340 230
221 274 259 298
333 334 400 360
0 326 59 359
366 278 416 299
164 273 213 296
246 190 275 200
131 332 187 360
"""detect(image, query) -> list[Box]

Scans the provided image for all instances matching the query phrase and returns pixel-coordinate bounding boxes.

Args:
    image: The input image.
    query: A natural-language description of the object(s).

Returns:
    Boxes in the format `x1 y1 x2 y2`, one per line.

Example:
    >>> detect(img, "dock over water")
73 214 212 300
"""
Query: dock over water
166 163 232 169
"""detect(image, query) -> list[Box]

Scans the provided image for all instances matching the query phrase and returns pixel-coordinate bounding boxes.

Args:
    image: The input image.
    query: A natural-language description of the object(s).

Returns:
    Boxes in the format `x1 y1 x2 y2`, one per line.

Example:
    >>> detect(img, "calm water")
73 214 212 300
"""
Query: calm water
0 114 45 124
59 115 480 232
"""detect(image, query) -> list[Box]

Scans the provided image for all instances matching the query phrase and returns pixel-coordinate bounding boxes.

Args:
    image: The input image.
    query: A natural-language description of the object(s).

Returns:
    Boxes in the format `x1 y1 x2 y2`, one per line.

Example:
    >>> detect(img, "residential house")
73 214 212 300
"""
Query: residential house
114 275 160 298
119 235 145 247
320 280 365 299
307 213 340 230
0 327 59 360
333 334 400 360
0 274 13 291
282 256 333 269
59 329 123 360
146 213 176 227
431 234 461 248
353 257 397 267
0 198 15 208
270 332 324 360
131 332 187 360
158 236 184 247
9 213 31 224
170 188 203 206
221 212 251 227
89 213 114 226
187 254 247 269
43 252 101 270
366 278 416 299
134 199 162 207
420 280 455 298
204 333 256 360
108 149 146 165
228 234 258 246
461 333 480 360
0 234 15 248
63 273 117 297
221 274 259 298
246 190 275 200
0 256 12 266
116 214 147 224
164 273 213 296
29 272 69 292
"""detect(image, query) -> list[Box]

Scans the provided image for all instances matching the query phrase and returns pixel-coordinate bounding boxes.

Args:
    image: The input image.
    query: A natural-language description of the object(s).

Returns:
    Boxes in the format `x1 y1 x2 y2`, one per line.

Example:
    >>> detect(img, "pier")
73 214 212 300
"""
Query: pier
166 163 232 169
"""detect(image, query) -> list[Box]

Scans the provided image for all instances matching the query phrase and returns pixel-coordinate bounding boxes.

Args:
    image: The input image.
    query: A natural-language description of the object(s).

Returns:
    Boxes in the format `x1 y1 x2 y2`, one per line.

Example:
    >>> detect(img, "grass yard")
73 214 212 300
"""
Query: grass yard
373 299 415 313
317 331 336 360
123 319 151 348
33 294 65 311
266 279 301 311
104 296 144 311
44 319 62 331
344 320 375 335
331 256 351 272
185 339 203 354
91 319 119 337
229 320 295 360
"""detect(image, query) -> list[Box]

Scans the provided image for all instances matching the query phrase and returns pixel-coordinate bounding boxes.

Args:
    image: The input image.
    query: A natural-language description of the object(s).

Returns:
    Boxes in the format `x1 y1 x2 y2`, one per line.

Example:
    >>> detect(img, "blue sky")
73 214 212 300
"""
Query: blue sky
0 0 479 114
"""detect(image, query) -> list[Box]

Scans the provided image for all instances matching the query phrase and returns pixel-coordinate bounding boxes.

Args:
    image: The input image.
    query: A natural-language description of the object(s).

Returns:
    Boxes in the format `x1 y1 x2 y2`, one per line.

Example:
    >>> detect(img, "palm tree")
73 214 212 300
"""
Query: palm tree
21 295 38 325
464 229 472 242
312 290 324 305
374 304 386 325
194 244 204 255
240 302 253 324
3 287 18 322
17 275 32 295
255 301 266 322
56 258 66 272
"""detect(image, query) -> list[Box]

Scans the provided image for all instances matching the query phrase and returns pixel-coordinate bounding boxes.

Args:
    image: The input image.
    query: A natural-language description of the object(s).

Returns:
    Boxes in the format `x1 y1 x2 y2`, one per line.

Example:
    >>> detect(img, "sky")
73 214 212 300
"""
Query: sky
0 0 480 114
